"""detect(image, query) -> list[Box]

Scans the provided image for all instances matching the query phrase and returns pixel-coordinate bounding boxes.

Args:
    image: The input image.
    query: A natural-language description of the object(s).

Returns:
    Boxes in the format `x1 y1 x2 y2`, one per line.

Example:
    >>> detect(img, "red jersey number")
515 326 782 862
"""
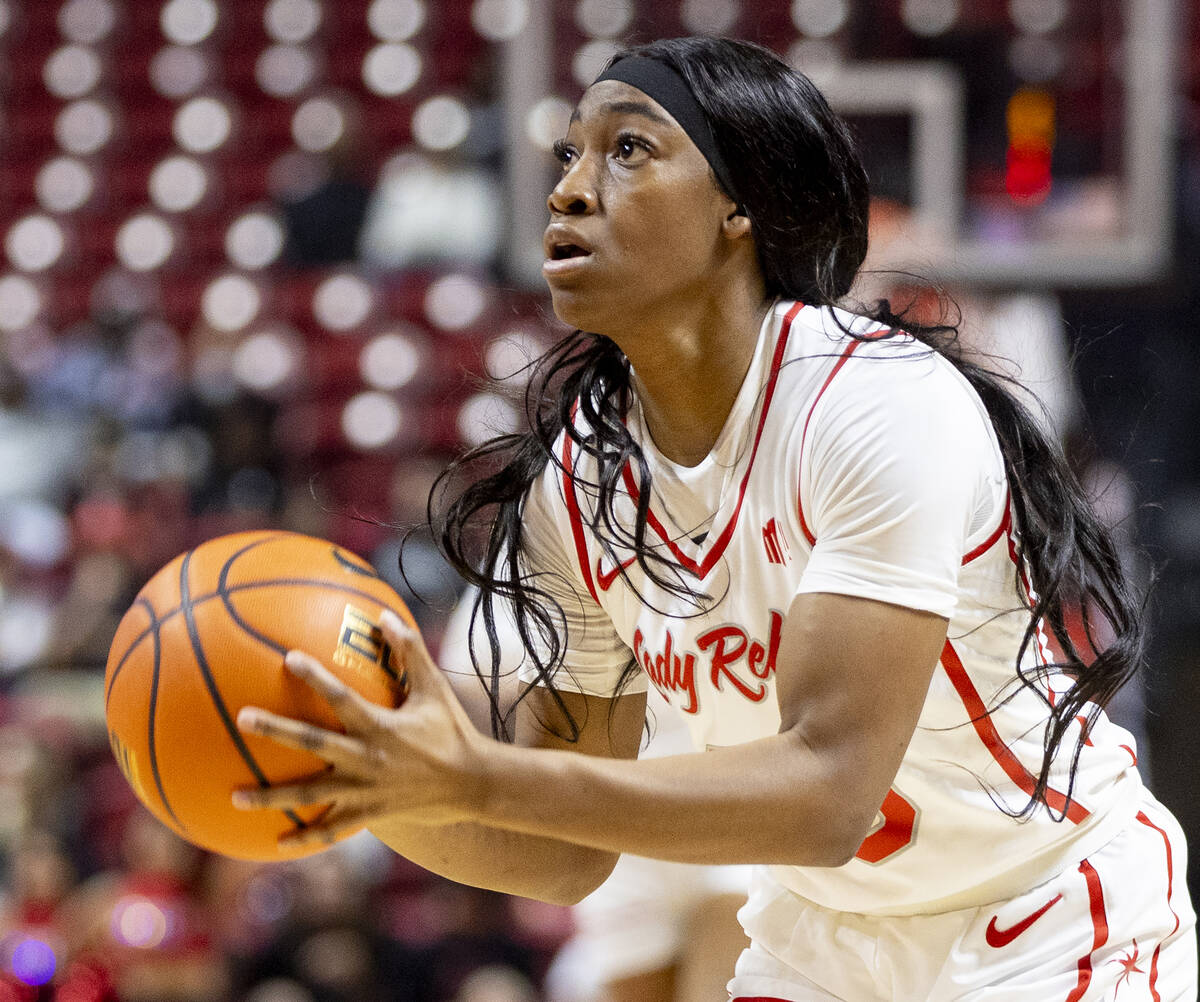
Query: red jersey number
854 787 918 864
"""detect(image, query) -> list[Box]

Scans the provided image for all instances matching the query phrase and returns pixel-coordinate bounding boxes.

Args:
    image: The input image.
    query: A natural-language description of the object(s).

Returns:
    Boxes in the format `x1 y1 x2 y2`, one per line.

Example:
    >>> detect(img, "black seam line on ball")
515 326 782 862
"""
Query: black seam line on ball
217 537 290 657
179 549 308 832
144 593 186 833
106 596 157 708
332 548 382 579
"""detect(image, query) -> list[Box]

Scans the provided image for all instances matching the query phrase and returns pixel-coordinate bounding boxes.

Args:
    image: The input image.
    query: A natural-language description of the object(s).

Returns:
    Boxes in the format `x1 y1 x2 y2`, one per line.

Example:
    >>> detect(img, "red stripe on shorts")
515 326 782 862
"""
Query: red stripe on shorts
1065 858 1109 1002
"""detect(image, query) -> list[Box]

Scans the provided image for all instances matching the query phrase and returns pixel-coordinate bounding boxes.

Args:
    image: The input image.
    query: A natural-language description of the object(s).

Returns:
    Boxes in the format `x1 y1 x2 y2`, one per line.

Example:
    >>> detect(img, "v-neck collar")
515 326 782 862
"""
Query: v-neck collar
621 300 803 580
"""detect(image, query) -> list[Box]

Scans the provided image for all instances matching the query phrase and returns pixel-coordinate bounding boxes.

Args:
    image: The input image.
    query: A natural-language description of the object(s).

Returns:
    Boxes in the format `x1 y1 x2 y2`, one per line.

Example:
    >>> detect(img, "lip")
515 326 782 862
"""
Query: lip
543 222 595 279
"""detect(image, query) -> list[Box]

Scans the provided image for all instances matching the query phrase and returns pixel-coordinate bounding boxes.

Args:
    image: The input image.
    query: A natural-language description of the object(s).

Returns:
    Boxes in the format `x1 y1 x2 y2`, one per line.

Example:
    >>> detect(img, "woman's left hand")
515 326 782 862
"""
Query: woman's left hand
231 610 490 849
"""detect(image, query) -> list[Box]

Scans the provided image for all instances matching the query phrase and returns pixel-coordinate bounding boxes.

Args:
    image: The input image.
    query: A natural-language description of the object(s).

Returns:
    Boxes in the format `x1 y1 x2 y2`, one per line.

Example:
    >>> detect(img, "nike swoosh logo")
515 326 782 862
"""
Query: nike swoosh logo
985 893 1064 948
596 555 637 591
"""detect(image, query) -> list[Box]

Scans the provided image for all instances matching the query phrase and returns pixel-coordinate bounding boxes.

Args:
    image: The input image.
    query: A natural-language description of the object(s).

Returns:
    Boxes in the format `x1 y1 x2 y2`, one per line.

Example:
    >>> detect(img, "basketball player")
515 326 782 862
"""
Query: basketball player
234 38 1197 1000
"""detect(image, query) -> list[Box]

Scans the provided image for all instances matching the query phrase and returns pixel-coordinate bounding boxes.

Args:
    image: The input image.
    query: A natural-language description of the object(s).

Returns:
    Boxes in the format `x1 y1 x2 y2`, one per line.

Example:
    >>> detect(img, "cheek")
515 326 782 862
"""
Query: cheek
612 195 719 271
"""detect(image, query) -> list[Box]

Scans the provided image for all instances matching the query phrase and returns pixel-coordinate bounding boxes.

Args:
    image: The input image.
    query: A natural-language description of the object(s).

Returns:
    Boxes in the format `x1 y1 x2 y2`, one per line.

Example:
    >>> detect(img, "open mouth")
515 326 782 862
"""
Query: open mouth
550 243 590 260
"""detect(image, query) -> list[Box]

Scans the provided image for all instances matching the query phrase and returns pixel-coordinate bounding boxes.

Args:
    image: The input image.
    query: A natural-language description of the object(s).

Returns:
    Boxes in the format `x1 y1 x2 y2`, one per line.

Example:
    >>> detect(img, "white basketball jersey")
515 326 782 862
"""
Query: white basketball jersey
518 299 1143 916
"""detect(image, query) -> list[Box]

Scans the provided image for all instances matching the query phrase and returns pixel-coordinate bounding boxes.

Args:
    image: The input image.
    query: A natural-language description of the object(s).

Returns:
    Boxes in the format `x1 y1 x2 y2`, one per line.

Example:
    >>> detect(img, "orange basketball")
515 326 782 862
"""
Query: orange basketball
104 531 414 862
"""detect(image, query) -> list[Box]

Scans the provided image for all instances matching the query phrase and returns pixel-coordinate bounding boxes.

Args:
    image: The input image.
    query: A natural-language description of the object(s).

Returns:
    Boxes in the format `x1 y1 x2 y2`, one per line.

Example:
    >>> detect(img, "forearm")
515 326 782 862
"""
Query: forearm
368 815 617 905
473 729 876 868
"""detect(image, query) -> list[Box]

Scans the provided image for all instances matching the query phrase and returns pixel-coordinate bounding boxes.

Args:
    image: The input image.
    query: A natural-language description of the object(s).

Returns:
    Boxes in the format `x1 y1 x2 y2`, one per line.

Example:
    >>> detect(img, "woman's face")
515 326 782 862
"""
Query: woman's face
542 80 742 336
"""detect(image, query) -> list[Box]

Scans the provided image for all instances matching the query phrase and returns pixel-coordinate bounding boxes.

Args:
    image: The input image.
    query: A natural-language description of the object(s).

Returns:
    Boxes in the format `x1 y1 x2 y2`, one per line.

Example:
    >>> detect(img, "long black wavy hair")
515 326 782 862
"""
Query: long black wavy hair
430 36 1144 820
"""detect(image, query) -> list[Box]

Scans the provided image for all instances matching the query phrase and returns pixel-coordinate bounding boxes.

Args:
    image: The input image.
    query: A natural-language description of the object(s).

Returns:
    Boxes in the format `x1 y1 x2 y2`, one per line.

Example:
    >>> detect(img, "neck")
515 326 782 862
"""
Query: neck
619 278 773 467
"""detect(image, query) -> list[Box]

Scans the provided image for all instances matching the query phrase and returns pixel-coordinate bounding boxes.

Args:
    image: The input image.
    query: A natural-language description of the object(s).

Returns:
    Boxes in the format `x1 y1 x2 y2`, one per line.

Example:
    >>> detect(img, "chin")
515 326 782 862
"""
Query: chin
547 287 607 335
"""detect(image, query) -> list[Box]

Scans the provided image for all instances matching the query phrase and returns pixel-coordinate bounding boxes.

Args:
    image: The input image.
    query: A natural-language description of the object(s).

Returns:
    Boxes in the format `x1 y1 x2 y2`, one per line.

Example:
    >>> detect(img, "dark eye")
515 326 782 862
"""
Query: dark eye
552 139 576 169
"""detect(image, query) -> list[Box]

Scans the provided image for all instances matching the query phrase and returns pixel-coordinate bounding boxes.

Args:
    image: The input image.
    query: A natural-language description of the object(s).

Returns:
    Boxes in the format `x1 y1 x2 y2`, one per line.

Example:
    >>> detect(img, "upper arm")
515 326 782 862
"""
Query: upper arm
517 684 647 760
776 590 947 851
782 351 996 849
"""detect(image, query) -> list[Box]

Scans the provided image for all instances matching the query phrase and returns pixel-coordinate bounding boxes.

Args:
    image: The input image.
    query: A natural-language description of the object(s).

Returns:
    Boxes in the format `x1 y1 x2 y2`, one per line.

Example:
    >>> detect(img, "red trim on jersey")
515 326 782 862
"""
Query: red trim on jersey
1136 809 1182 1001
794 337 868 547
560 412 599 604
940 639 1090 823
1065 858 1109 1002
620 301 804 579
961 492 1012 565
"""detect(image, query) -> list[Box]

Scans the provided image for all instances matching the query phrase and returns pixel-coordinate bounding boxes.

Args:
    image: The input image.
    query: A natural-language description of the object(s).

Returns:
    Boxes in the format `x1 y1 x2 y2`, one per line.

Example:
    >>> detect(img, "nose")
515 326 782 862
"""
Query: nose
547 161 598 216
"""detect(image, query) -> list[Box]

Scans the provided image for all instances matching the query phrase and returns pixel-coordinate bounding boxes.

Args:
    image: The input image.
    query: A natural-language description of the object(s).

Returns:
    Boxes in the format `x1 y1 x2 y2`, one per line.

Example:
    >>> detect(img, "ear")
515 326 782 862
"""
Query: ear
722 207 752 241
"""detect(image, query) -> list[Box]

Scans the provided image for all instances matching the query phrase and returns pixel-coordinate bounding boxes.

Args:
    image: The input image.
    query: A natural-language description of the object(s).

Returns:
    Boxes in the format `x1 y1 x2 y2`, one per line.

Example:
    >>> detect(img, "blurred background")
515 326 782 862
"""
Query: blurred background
0 0 1197 998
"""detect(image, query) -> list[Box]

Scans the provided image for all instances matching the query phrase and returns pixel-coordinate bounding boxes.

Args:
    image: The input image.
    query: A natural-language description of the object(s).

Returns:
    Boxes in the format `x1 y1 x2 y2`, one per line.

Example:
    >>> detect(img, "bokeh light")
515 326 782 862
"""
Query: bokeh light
43 45 103 100
424 272 486 330
202 273 263 331
291 96 346 152
149 155 210 212
312 272 374 331
149 45 212 98
115 213 176 271
256 44 320 98
485 328 545 382
233 327 304 394
5 216 67 273
574 0 632 38
264 0 323 43
1008 0 1067 36
526 96 572 151
173 96 234 153
35 157 95 213
900 0 959 37
111 896 171 949
360 328 423 390
412 95 471 151
0 275 44 332
362 43 422 97
0 501 71 569
8 936 56 986
456 391 521 448
342 392 403 449
680 0 741 36
572 39 619 87
160 0 219 45
470 0 528 41
55 99 116 155
367 0 426 41
791 0 849 37
225 211 286 269
58 0 117 44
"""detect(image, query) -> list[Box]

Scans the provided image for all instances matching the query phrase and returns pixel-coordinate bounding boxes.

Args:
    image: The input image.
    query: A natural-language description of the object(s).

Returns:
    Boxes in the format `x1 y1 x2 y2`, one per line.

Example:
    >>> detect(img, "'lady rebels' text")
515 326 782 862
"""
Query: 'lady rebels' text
632 610 784 713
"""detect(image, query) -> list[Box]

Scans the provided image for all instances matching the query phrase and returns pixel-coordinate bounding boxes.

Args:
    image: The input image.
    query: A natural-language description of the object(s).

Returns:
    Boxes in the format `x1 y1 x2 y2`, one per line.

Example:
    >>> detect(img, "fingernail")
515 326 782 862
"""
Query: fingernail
232 791 252 809
284 651 307 673
380 610 404 633
237 707 259 730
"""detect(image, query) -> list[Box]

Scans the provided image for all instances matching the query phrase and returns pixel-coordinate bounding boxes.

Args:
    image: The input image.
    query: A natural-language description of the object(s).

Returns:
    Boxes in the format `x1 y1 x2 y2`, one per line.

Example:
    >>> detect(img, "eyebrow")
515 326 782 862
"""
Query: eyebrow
568 100 674 128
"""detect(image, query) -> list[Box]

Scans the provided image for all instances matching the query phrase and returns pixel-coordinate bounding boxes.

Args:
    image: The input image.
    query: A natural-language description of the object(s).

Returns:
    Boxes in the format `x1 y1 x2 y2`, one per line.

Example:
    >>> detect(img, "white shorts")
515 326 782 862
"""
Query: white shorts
546 853 752 997
728 791 1196 1001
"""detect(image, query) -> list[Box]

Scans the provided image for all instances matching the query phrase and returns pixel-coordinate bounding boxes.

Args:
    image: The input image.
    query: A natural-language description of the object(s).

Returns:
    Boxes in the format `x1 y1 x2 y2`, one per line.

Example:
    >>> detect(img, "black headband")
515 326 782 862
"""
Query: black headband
594 55 739 203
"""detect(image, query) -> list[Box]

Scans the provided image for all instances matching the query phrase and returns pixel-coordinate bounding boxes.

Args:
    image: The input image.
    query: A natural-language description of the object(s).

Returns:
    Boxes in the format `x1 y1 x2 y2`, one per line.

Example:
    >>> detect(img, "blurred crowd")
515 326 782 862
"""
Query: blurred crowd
0 265 570 1002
